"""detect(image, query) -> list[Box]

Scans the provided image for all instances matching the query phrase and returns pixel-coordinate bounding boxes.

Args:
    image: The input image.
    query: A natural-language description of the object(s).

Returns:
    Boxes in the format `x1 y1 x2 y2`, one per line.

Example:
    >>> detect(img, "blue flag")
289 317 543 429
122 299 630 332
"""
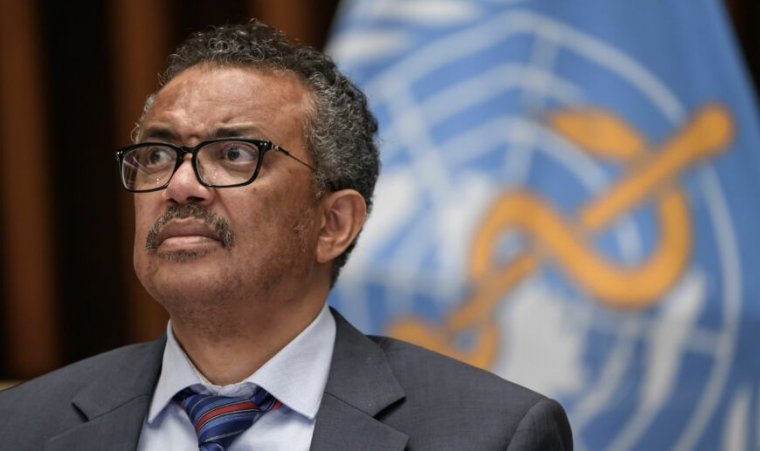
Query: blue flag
327 1 760 449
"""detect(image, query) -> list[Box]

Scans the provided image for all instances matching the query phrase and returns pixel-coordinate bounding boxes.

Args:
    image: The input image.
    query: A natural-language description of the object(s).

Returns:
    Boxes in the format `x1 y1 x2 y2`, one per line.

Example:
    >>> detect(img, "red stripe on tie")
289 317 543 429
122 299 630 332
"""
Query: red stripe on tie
195 400 256 430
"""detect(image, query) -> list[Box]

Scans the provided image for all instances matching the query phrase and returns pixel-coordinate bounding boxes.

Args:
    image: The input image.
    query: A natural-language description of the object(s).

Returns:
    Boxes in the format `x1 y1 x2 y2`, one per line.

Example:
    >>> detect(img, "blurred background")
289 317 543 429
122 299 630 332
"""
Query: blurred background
2 0 760 449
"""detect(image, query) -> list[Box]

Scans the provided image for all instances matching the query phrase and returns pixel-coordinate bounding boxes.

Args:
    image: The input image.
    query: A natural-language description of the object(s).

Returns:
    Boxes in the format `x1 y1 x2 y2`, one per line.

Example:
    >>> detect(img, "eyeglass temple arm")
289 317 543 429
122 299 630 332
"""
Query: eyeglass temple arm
273 145 317 172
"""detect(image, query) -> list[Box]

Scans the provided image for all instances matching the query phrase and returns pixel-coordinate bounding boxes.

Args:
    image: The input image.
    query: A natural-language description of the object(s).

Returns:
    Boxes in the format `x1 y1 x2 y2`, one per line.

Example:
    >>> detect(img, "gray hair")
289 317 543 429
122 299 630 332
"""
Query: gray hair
137 19 380 285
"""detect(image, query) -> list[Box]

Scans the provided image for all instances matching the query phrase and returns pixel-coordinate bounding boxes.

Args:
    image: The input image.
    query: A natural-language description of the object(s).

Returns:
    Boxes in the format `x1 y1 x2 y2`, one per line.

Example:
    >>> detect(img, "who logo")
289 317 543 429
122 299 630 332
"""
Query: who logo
328 2 760 450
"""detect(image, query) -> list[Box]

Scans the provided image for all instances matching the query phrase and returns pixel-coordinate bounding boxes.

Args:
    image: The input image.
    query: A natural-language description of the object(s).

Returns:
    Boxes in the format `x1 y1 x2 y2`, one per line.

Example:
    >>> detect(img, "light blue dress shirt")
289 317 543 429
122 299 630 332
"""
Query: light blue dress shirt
137 303 336 451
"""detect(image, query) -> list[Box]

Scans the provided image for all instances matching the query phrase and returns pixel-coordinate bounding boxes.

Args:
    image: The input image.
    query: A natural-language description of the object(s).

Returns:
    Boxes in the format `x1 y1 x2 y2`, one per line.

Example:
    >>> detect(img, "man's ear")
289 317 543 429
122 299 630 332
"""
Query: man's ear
316 189 367 264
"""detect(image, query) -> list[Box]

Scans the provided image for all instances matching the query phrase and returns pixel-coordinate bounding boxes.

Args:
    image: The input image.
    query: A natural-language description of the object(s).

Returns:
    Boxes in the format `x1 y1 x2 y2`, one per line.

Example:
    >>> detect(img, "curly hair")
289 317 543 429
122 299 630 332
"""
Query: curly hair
137 19 380 285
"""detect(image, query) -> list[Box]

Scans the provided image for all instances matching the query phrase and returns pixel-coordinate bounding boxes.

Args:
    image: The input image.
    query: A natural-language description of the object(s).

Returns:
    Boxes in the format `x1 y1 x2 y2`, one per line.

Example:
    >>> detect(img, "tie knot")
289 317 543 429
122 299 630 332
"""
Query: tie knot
174 387 281 450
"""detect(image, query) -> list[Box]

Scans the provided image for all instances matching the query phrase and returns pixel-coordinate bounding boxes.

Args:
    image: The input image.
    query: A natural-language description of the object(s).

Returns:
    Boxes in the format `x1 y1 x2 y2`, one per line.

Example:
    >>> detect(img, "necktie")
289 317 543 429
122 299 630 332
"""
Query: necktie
174 387 281 451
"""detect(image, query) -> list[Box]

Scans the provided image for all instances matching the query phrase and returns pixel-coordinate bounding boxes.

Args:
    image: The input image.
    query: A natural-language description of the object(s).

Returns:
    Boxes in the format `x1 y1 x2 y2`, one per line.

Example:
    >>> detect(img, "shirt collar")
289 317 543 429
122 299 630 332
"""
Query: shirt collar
147 303 336 423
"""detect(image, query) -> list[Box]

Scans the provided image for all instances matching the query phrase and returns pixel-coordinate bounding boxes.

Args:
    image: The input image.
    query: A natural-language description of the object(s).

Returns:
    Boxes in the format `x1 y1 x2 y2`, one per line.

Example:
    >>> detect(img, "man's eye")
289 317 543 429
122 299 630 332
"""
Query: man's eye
144 147 173 166
218 144 258 163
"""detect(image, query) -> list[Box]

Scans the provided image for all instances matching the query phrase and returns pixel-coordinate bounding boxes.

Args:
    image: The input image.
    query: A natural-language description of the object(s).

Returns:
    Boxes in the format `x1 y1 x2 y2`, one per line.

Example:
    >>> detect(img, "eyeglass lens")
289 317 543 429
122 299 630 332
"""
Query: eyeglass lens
121 141 263 191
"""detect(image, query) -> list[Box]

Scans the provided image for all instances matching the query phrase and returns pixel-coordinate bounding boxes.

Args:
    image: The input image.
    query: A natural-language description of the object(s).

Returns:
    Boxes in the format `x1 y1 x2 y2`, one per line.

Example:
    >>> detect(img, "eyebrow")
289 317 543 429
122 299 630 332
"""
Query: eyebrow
209 126 264 139
140 125 266 142
141 126 178 142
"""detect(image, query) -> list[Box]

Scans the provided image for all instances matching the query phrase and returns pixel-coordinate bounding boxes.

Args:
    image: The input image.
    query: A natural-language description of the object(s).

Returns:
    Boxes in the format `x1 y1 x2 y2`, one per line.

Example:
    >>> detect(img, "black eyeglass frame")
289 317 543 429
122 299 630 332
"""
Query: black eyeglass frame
115 137 317 193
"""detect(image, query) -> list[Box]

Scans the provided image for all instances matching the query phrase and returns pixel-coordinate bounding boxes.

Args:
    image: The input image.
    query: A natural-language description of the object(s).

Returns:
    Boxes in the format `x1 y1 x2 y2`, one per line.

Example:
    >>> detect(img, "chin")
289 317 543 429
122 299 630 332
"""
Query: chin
157 249 212 262
136 252 235 305
146 270 240 310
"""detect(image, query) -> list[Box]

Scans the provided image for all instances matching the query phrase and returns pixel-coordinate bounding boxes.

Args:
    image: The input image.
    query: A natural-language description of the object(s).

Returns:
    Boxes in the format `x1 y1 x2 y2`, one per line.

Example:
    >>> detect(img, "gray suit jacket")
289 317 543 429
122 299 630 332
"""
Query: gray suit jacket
0 310 572 450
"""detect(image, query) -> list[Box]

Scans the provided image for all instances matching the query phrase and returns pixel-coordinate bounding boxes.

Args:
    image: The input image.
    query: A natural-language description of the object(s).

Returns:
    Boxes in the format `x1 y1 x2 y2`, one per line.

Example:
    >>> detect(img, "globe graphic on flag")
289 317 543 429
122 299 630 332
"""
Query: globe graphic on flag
329 8 742 451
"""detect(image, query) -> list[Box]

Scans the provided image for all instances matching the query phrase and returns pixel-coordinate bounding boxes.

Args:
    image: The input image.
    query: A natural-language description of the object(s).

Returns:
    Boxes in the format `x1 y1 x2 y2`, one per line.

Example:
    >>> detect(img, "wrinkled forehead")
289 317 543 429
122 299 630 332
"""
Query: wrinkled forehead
136 64 315 143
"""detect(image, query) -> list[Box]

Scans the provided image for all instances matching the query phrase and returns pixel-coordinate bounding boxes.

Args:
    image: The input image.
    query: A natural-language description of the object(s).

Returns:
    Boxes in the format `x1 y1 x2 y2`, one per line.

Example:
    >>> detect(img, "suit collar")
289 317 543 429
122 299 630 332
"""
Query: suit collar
311 309 409 450
43 311 410 450
45 337 166 451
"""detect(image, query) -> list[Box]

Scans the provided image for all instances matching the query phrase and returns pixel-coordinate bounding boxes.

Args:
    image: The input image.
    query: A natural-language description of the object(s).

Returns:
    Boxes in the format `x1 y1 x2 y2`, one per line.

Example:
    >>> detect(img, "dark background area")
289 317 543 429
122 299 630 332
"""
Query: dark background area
0 0 756 380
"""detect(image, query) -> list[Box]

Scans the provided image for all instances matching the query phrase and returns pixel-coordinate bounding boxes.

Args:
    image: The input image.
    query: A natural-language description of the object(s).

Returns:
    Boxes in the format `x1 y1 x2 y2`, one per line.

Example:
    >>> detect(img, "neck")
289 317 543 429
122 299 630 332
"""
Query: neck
170 294 327 386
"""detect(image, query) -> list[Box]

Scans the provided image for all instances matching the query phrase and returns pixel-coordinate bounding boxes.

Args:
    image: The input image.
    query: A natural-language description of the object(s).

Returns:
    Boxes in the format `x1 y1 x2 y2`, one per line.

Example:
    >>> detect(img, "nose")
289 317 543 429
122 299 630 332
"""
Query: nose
163 155 213 205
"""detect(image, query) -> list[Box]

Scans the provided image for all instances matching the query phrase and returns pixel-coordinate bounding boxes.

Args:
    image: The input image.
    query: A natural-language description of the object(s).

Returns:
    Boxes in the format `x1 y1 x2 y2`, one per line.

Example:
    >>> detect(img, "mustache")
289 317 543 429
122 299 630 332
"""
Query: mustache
145 204 235 251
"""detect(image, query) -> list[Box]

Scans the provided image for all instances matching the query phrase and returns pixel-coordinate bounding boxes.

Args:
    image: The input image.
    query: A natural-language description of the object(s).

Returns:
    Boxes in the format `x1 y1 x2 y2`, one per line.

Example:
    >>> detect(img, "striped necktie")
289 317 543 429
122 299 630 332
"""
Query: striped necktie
174 387 282 451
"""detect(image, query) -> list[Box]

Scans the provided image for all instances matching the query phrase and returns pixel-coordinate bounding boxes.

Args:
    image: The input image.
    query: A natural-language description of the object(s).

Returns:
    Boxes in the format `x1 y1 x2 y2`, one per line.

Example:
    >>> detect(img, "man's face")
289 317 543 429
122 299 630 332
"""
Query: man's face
133 65 323 318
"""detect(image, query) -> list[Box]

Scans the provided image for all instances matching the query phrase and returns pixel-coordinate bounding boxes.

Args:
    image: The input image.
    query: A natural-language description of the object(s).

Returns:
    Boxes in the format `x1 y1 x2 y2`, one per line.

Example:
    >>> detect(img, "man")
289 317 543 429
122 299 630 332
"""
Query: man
0 20 572 450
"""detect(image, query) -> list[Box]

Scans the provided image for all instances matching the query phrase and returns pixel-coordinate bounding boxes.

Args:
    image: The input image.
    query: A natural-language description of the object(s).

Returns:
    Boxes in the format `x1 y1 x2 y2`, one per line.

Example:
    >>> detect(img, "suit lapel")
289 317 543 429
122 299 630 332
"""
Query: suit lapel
44 394 152 451
42 314 408 450
311 310 408 451
45 337 166 451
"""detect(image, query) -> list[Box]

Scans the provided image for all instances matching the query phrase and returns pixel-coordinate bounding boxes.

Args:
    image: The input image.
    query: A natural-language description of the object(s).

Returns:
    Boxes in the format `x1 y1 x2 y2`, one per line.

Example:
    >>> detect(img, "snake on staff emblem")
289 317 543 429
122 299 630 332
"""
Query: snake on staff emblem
389 105 734 368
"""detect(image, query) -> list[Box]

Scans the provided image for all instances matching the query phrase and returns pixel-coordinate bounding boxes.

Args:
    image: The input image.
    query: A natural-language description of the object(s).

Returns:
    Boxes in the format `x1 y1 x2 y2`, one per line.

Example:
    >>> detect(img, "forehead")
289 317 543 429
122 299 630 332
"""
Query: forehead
140 65 313 143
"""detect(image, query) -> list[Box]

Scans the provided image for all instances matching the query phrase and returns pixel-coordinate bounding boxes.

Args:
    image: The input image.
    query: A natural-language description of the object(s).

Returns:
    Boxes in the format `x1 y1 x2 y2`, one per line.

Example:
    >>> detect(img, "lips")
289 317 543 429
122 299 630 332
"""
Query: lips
154 219 223 252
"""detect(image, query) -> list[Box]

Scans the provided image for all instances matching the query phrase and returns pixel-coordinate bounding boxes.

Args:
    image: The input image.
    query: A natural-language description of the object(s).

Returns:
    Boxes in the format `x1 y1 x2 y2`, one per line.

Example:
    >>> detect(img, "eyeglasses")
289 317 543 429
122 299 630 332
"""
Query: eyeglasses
115 138 316 192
